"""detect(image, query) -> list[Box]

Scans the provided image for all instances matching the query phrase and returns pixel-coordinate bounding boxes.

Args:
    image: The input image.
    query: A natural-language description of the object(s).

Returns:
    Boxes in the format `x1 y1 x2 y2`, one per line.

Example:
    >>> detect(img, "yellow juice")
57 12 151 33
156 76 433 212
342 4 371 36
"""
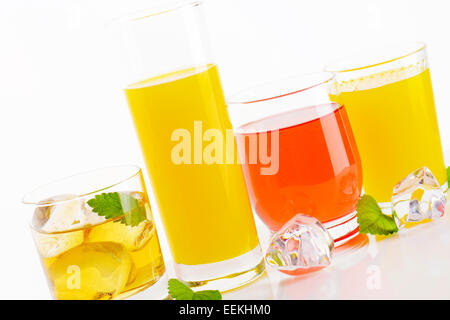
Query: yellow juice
125 65 259 265
330 67 447 202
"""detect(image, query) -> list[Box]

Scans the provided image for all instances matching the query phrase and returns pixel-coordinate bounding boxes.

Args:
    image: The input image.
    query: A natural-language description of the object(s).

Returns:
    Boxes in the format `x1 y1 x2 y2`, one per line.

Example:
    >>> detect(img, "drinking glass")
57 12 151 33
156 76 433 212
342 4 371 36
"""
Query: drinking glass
228 72 363 246
118 0 264 291
24 165 166 300
325 42 447 205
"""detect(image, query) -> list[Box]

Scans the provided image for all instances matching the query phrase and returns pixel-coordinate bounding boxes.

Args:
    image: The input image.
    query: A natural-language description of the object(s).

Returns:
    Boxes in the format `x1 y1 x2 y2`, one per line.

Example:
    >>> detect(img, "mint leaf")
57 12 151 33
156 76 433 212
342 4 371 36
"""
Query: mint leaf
168 279 194 300
168 279 222 300
87 193 122 219
117 193 147 227
193 290 222 300
87 192 146 227
118 205 147 227
356 194 398 235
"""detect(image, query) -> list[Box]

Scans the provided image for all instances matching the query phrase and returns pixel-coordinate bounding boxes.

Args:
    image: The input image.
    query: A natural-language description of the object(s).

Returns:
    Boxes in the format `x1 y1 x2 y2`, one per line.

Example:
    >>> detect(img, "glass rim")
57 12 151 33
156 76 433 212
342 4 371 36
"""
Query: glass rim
110 0 201 26
227 72 335 105
324 41 426 73
22 164 142 207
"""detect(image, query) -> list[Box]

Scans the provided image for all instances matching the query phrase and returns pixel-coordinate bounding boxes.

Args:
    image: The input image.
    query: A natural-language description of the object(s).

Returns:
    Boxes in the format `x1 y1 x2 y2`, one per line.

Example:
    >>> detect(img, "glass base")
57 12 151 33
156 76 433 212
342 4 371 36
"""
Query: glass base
173 245 265 293
324 211 359 247
118 271 168 300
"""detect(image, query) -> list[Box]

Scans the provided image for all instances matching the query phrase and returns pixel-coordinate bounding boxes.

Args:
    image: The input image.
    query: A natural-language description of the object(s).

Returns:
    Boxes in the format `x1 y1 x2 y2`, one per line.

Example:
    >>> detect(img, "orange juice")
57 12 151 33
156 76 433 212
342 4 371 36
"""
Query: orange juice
330 67 446 202
125 65 260 265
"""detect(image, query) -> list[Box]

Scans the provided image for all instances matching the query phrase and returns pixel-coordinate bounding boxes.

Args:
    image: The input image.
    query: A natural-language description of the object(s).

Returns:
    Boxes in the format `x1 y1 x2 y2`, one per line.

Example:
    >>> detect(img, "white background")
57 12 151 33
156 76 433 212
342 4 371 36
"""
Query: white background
1 0 450 299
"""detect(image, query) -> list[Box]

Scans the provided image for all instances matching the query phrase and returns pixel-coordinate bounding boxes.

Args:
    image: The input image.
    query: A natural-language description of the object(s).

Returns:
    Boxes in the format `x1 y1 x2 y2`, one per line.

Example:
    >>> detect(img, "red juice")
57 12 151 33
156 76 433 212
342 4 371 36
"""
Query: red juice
235 103 362 231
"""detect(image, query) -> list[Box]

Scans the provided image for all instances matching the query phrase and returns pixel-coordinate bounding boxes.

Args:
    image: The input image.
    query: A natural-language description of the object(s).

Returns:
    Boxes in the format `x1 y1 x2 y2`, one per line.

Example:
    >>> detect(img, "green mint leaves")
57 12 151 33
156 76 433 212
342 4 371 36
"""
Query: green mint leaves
87 192 147 227
356 194 398 235
168 279 222 300
168 279 195 300
87 193 122 217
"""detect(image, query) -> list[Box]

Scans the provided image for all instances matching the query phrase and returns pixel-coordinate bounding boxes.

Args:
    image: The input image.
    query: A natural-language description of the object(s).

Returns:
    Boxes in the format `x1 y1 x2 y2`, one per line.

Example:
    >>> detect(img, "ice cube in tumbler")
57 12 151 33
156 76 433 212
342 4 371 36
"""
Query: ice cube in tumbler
32 230 84 258
34 194 105 233
48 242 134 300
32 195 105 258
86 219 153 251
391 167 446 228
265 214 334 275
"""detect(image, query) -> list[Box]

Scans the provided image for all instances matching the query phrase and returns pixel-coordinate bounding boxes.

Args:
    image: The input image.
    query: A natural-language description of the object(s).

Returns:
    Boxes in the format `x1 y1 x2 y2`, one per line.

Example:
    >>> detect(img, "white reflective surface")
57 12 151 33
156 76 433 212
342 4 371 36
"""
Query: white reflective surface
224 198 450 299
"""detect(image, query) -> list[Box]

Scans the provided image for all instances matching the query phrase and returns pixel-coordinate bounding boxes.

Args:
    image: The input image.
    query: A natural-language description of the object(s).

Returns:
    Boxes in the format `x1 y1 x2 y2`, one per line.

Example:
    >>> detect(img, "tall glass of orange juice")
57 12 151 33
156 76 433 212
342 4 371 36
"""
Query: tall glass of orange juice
326 43 447 204
118 1 264 291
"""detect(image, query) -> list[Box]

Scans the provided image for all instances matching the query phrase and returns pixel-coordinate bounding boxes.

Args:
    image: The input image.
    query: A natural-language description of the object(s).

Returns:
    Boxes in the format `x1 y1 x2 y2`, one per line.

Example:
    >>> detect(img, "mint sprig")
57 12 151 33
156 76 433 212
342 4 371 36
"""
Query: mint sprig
356 194 398 235
168 279 222 300
87 192 147 227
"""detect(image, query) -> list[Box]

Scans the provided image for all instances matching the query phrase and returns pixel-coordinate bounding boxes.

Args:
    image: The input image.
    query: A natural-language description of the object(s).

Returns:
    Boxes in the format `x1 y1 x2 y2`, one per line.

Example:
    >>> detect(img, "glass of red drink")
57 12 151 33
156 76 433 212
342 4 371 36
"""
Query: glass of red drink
228 73 362 246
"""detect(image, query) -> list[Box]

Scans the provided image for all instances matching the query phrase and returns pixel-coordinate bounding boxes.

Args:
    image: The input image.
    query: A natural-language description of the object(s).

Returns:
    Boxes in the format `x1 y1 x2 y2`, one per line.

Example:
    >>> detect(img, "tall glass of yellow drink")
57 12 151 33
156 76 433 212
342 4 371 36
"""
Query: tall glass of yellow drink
119 1 264 291
326 43 447 203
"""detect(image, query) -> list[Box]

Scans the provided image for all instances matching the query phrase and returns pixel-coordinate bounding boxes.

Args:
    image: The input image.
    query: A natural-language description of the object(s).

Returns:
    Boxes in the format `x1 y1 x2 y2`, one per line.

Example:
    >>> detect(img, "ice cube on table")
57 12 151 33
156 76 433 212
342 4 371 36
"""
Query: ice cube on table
391 167 447 228
48 242 134 300
265 214 334 275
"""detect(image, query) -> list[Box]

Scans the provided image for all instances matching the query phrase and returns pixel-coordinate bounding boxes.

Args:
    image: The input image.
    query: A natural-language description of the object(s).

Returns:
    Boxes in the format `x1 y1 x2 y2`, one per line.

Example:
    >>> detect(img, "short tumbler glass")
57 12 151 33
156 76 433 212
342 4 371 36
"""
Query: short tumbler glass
23 165 166 300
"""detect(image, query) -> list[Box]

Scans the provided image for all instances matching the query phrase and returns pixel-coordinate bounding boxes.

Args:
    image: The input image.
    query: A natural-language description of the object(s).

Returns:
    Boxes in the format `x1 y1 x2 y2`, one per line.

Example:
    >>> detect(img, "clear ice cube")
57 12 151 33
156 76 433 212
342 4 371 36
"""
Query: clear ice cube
86 218 153 251
35 194 105 233
391 167 447 228
48 242 134 300
265 214 334 275
32 229 84 258
32 194 106 258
